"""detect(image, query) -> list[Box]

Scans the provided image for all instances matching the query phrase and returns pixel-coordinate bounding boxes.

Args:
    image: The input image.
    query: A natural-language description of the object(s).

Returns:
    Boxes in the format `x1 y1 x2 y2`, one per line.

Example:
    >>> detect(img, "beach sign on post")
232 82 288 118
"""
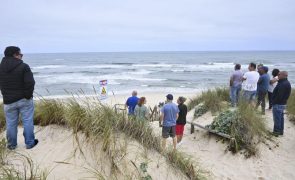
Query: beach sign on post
99 80 108 100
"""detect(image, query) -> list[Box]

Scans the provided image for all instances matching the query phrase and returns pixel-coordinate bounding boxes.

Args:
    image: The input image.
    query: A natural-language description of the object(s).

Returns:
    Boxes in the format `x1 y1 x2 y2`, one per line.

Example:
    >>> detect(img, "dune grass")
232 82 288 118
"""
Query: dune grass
34 99 66 126
0 138 48 179
166 150 206 180
32 97 206 179
188 87 230 113
208 101 268 157
287 90 295 122
0 104 5 132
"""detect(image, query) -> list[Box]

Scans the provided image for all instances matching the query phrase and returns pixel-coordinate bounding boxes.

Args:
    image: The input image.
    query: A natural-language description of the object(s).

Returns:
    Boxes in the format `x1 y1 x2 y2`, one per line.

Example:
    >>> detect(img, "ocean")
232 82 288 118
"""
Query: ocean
18 51 295 97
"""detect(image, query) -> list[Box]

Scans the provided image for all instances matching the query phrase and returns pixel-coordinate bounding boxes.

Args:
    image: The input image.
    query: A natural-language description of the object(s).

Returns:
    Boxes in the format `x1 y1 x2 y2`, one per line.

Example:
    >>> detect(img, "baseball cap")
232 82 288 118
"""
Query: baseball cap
166 94 173 100
262 66 269 72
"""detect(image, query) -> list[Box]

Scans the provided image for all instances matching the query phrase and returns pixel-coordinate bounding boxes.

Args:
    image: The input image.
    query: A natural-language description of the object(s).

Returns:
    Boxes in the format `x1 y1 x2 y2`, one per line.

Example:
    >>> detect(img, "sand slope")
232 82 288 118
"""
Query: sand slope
1 125 189 180
174 109 295 180
1 93 295 179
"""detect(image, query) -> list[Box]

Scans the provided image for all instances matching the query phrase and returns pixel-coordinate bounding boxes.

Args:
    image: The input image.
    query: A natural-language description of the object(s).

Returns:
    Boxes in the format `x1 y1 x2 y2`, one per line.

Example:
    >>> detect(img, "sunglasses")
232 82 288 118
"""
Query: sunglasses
18 53 23 58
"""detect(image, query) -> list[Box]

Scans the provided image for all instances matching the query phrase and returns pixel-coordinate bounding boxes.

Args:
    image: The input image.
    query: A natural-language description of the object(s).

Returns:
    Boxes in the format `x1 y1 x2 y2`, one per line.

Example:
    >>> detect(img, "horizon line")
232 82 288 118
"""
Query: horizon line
21 49 295 54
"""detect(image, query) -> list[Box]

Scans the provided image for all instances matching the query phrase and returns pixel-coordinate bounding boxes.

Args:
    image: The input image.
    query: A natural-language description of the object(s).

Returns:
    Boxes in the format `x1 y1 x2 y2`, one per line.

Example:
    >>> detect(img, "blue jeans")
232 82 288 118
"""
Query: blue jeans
230 85 241 106
4 98 35 149
243 90 256 102
272 104 286 134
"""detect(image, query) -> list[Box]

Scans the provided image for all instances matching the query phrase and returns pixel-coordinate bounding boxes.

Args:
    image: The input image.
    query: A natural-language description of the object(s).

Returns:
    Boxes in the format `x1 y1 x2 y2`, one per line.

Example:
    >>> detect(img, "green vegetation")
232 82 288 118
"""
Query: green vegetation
0 138 48 179
194 103 208 119
167 150 205 180
34 99 66 126
188 87 230 113
0 104 5 132
1 96 205 179
287 90 295 122
207 101 268 157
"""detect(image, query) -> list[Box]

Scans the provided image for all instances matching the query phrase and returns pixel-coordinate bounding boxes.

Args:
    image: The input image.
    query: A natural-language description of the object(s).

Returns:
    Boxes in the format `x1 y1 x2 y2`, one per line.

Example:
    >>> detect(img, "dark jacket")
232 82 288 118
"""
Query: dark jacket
0 57 35 104
272 78 291 105
177 103 187 125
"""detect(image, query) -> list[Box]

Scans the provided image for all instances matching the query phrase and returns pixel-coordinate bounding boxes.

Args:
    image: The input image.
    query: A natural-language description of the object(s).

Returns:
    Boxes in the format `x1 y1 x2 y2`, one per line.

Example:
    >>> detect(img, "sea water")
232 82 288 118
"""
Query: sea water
16 51 295 97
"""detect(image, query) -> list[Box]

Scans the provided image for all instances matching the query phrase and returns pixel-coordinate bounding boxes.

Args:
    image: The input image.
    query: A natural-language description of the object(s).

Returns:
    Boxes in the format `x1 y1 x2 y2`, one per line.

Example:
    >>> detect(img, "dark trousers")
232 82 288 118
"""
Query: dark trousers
256 91 267 113
268 91 273 109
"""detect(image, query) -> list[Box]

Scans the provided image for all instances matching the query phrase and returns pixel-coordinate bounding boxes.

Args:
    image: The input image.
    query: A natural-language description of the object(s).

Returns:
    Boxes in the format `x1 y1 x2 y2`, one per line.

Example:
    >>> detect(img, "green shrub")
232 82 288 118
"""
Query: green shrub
287 90 295 122
194 103 208 119
207 102 267 157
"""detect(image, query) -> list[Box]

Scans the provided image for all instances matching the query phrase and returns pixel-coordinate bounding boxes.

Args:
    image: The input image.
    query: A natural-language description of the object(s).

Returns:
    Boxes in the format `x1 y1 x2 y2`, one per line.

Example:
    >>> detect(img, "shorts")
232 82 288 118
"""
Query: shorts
162 126 176 138
176 124 185 135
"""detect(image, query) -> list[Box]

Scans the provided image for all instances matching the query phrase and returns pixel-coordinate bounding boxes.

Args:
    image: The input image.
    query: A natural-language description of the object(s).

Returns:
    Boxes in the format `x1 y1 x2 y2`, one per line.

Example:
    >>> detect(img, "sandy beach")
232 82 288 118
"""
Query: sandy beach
1 92 295 179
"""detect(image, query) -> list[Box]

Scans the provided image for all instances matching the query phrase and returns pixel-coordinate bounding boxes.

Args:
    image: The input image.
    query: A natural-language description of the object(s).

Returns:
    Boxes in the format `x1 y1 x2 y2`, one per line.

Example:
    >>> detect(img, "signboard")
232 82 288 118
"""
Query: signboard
99 80 108 100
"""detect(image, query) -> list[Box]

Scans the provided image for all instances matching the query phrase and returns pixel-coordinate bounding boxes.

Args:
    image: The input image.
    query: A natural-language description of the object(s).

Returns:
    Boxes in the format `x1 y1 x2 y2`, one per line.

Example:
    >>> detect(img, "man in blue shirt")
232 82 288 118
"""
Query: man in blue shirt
125 91 139 115
160 94 179 150
256 66 270 115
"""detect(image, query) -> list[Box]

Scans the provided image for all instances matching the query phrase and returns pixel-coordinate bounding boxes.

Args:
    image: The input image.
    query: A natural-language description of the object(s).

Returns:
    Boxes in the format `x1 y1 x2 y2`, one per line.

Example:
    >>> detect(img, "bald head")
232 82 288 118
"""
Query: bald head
278 71 288 80
132 91 137 96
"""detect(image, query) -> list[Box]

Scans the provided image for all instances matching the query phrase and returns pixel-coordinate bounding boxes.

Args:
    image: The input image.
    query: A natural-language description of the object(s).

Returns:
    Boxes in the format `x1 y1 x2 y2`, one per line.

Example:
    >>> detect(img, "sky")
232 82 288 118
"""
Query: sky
0 0 295 53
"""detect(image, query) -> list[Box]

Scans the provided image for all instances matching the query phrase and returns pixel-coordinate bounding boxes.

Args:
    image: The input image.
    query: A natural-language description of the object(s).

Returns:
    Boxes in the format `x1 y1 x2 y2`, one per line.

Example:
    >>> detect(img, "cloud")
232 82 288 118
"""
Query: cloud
0 0 294 52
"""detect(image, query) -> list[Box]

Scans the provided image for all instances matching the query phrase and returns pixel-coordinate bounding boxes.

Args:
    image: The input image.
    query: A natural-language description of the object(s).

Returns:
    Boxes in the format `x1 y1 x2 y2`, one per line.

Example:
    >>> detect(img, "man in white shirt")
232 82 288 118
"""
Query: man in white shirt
242 62 260 103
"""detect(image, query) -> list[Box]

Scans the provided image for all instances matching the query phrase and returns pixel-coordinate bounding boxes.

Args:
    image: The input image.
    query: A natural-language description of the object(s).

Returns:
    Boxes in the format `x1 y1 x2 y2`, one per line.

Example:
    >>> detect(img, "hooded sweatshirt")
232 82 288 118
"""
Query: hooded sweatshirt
0 57 35 104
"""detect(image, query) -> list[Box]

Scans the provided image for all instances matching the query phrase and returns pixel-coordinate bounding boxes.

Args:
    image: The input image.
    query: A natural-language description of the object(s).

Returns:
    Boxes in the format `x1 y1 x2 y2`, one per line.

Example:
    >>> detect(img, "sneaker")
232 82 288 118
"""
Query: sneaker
7 145 16 150
272 132 280 137
26 139 39 149
176 141 183 148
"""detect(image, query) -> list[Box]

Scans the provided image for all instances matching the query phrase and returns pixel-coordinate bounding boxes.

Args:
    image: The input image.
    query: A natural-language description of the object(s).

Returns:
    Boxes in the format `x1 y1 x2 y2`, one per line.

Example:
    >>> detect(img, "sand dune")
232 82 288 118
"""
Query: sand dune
1 93 295 179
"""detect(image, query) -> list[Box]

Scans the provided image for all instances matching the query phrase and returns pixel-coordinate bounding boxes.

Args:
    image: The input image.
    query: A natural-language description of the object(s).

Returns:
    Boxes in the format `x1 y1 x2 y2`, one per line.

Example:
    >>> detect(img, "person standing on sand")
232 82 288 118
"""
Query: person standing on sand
272 71 291 136
160 94 179 150
0 46 38 150
125 90 139 115
256 66 270 115
176 96 187 145
242 62 260 104
134 97 149 120
268 69 280 110
230 64 243 107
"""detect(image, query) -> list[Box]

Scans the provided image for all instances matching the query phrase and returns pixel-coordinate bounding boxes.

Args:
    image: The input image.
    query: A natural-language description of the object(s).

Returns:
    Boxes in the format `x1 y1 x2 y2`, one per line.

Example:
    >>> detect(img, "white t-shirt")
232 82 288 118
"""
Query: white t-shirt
243 71 260 91
268 76 279 93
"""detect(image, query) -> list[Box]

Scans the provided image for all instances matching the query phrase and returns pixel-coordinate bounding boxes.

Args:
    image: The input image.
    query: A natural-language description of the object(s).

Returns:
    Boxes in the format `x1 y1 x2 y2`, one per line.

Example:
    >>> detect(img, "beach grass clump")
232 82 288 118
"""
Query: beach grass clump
188 87 230 113
287 90 295 122
116 116 162 152
0 104 5 132
34 99 65 126
166 150 205 180
64 99 90 133
187 95 203 111
0 138 48 179
208 101 267 157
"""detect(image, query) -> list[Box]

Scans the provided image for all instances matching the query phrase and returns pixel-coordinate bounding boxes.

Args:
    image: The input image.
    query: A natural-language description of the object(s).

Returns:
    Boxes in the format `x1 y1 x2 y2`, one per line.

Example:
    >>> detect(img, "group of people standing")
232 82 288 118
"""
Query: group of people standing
0 46 293 151
230 62 291 136
126 92 187 149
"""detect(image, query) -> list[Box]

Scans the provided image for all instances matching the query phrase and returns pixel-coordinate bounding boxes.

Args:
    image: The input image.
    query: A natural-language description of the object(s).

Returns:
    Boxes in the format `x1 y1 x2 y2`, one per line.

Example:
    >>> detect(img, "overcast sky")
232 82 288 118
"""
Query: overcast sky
1 0 295 53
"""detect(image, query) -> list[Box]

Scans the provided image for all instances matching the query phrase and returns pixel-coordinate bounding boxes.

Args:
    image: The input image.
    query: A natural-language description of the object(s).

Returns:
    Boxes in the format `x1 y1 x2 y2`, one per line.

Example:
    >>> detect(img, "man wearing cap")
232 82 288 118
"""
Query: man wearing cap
160 94 179 150
256 66 270 115
0 46 38 150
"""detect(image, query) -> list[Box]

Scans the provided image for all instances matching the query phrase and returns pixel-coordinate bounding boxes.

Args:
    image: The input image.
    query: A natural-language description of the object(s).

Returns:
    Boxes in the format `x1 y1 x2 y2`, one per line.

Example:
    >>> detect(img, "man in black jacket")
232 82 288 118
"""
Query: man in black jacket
272 71 291 136
0 46 38 149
